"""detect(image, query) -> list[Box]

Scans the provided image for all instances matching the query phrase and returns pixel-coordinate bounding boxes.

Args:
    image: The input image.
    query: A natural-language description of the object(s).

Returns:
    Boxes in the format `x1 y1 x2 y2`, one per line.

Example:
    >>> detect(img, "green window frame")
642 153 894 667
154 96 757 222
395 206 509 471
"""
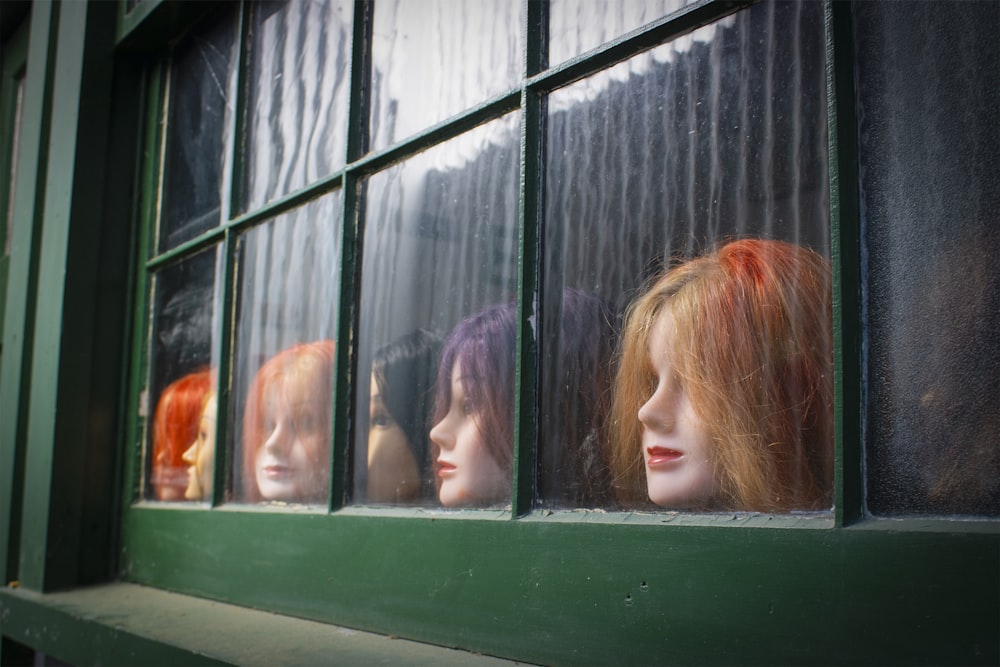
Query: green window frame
1 1 996 665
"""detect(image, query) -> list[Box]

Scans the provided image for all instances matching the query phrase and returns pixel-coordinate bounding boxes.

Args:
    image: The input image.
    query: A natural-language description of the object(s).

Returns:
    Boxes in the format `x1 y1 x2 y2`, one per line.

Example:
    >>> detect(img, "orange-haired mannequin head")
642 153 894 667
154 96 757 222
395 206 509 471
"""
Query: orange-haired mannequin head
242 341 335 503
151 369 213 500
610 239 833 512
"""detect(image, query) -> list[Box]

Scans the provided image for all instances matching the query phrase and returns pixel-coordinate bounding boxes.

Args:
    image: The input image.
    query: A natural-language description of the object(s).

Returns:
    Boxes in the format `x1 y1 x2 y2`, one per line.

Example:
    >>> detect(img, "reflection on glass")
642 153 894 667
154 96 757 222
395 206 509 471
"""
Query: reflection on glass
369 0 522 150
610 240 833 512
856 1 1000 516
354 115 520 505
147 246 223 500
241 0 352 212
230 194 339 504
542 0 830 508
548 0 693 66
160 9 238 251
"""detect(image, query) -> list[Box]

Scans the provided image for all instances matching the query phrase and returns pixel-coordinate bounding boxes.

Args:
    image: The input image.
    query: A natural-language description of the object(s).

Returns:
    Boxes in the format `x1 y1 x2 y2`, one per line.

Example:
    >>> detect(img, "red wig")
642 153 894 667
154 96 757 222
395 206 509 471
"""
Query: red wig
151 368 212 500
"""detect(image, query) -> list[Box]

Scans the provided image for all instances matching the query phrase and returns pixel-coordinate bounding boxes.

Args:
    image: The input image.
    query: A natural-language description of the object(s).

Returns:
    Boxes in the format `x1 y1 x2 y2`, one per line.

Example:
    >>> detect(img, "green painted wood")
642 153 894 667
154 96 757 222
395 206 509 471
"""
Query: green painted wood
120 507 999 666
0 0 57 587
18 0 120 591
0 582 522 666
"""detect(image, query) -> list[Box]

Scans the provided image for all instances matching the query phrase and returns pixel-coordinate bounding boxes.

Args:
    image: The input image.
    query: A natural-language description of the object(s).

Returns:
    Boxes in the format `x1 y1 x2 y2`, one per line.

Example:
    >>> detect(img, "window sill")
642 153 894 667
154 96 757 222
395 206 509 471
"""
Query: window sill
0 582 526 666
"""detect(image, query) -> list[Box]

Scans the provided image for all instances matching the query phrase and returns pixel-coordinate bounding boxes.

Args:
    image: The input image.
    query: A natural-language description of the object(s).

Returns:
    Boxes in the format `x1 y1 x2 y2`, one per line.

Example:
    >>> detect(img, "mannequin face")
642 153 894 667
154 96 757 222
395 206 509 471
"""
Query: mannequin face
254 372 331 502
367 372 421 502
429 362 508 507
638 307 719 509
182 394 217 501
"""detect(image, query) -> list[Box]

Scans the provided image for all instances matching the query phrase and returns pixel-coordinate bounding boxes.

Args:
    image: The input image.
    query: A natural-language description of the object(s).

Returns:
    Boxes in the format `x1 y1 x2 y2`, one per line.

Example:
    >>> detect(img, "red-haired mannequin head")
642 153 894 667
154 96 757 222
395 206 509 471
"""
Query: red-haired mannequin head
242 340 335 503
610 239 833 512
151 369 212 500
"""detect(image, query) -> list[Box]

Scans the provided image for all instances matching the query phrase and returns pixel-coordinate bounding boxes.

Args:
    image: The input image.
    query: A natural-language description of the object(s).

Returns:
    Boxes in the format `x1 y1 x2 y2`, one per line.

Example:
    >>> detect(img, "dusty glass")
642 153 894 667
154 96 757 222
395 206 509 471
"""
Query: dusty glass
856 0 1000 516
229 194 340 506
354 114 520 508
548 0 695 66
369 0 522 150
146 246 223 502
240 0 352 212
159 9 238 251
542 0 832 510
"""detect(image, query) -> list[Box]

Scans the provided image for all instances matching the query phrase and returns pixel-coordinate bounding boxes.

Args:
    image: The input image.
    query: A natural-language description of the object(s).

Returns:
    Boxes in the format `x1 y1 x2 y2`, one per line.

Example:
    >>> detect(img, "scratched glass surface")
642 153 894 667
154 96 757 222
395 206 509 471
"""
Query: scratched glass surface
354 114 520 508
541 0 831 510
548 0 696 66
240 0 352 213
369 0 522 151
856 1 1000 517
229 193 340 507
159 8 238 252
146 246 223 502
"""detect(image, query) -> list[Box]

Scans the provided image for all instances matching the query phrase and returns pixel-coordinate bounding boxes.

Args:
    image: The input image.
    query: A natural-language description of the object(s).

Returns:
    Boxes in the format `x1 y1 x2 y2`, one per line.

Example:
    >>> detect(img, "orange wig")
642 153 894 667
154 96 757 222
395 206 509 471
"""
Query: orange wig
241 340 335 502
609 239 833 511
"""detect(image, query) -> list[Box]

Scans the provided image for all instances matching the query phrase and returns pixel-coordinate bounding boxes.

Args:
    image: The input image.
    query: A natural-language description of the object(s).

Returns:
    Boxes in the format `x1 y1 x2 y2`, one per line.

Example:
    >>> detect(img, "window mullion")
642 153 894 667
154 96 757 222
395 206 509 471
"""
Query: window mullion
511 0 547 518
825 0 864 526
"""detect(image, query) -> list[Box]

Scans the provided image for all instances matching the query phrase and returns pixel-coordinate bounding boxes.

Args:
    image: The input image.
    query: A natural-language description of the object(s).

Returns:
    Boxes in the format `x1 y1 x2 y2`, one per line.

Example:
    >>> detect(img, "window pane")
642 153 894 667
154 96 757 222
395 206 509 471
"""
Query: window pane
544 0 832 511
159 9 238 252
147 247 223 501
856 1 1000 516
240 0 352 212
230 194 340 505
548 0 696 66
354 114 520 507
369 0 522 151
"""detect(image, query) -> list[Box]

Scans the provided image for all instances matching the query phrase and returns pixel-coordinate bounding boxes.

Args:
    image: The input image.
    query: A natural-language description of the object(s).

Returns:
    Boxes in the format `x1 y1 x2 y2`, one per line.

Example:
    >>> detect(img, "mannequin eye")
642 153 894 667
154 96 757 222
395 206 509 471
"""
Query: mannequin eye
371 410 394 428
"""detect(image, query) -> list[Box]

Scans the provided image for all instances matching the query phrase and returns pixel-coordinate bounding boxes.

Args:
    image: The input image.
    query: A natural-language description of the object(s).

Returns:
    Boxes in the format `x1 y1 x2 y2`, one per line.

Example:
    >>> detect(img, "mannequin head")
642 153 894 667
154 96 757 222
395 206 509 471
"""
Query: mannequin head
430 303 516 507
368 329 443 503
182 392 217 501
610 239 833 511
242 340 335 503
151 368 212 500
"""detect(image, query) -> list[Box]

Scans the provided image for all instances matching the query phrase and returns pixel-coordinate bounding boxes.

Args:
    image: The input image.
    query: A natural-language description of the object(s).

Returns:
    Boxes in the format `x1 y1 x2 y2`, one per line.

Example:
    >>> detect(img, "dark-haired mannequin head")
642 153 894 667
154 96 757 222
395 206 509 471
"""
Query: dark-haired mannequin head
610 239 833 512
368 329 443 503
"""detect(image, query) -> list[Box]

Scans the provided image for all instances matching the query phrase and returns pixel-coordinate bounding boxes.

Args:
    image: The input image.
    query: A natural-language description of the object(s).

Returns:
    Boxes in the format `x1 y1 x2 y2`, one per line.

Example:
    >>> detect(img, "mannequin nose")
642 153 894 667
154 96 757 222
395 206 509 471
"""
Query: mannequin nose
263 422 292 453
182 441 197 465
637 385 676 433
429 417 453 451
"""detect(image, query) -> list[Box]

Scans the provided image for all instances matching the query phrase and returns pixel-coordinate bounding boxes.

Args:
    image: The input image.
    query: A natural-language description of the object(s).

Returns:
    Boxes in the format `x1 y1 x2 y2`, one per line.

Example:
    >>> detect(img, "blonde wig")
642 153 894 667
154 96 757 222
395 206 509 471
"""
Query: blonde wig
609 239 832 511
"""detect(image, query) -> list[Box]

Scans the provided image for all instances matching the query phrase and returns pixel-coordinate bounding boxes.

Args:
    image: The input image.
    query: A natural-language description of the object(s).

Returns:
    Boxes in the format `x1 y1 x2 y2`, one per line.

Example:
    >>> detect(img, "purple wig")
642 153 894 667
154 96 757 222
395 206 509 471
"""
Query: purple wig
432 303 517 472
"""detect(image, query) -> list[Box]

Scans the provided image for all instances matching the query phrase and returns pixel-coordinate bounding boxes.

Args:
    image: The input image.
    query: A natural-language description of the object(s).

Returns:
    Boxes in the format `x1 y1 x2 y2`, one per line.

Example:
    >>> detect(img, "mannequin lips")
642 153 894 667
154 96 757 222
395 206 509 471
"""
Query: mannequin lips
646 446 683 467
261 462 292 478
436 459 457 478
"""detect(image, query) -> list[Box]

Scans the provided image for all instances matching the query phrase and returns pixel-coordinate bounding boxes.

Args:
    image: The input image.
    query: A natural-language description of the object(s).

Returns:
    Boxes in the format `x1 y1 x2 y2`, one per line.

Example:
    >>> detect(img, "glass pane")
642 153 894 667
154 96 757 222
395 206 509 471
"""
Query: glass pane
549 0 695 66
856 1 1000 516
159 9 238 252
544 0 832 511
147 247 223 501
240 0 353 212
369 0 522 151
354 114 520 507
230 194 340 505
